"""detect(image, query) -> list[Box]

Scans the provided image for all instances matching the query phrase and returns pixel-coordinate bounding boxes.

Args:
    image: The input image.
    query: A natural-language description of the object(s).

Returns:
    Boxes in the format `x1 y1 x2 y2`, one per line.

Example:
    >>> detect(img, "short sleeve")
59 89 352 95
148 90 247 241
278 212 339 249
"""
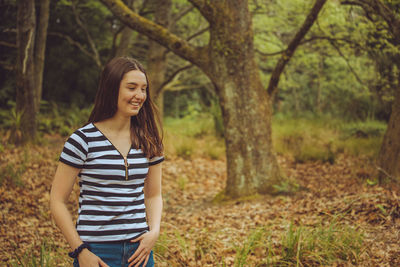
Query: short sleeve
149 155 164 166
59 130 88 169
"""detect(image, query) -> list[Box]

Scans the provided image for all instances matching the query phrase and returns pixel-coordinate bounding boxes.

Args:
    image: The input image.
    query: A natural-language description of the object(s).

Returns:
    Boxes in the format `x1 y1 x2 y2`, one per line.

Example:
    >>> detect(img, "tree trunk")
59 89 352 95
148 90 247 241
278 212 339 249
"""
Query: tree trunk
115 0 134 57
16 0 37 143
34 0 50 112
100 0 326 197
377 85 400 182
208 1 281 197
147 0 171 119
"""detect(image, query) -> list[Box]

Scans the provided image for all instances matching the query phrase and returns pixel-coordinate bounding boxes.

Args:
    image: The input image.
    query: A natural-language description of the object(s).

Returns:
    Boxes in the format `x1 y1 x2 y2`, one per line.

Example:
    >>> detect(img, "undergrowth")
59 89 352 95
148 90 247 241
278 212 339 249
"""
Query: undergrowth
152 216 363 266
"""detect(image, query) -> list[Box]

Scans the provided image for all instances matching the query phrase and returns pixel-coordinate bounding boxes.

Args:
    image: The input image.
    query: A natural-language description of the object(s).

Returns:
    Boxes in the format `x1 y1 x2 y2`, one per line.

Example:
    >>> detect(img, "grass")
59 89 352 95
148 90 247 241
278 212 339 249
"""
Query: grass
272 115 386 163
0 103 385 163
163 114 225 160
9 239 70 267
278 218 363 265
231 217 363 266
0 146 30 187
150 216 363 266
163 113 385 164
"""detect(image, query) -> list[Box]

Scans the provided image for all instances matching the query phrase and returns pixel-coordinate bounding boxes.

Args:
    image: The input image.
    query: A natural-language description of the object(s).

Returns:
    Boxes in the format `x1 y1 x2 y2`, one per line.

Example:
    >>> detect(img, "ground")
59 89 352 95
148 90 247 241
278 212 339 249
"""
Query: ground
1 134 399 266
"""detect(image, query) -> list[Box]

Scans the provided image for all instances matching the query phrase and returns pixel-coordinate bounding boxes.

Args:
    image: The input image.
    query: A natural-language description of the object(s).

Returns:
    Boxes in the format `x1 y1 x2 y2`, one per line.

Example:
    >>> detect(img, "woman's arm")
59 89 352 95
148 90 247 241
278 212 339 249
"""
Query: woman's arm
128 163 163 267
50 162 108 267
144 163 163 234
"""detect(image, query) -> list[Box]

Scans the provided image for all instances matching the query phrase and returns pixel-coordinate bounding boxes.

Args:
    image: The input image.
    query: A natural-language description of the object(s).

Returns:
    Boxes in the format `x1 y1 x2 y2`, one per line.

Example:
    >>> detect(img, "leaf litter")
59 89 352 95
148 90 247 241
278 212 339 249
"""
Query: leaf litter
0 135 399 266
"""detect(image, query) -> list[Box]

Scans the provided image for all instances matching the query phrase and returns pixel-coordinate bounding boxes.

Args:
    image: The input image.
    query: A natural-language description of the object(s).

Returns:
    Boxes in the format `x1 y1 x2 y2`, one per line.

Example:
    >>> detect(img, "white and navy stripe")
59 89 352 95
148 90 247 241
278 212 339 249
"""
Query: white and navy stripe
59 123 164 242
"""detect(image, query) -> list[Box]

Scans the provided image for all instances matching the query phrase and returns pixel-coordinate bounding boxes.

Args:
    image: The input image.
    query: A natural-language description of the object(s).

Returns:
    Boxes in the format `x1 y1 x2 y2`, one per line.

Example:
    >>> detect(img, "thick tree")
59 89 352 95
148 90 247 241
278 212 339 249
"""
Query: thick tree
16 0 37 143
15 0 50 143
146 0 171 118
100 0 326 197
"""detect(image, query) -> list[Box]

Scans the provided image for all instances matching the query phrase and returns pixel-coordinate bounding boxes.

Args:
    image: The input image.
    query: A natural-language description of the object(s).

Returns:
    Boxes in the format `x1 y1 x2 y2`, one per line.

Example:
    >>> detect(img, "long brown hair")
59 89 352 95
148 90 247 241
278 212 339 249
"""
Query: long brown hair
88 57 163 158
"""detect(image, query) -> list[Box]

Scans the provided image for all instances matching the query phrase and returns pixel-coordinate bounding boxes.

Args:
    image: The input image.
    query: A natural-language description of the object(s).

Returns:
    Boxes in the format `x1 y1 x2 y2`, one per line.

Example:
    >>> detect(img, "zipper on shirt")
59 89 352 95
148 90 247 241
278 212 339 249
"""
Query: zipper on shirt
124 156 129 180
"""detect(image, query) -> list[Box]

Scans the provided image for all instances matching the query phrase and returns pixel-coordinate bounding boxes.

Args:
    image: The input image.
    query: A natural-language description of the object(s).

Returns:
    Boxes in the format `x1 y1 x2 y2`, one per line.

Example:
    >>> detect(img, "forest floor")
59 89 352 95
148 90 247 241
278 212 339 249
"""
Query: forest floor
1 134 399 266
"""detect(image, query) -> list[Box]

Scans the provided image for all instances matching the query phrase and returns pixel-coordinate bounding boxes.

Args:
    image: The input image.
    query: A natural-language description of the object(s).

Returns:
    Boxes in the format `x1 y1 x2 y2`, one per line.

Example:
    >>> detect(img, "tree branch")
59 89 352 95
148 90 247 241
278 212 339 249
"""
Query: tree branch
0 61 14 71
100 0 210 69
71 0 102 68
328 39 368 88
48 32 99 63
256 48 285 57
0 41 17 48
170 5 194 26
186 0 214 22
372 0 400 44
267 0 327 97
187 26 209 42
159 64 193 91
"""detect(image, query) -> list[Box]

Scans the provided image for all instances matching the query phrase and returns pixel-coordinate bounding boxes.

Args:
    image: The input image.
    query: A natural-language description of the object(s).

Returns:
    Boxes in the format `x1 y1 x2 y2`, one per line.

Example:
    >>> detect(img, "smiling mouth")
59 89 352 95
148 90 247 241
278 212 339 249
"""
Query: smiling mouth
130 102 141 107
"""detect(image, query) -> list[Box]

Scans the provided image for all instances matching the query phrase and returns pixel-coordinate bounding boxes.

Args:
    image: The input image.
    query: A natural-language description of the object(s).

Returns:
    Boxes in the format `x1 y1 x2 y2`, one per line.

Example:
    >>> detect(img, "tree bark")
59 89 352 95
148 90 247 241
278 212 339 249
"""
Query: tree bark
100 0 327 197
377 85 400 182
34 0 50 112
115 0 135 57
16 0 37 143
147 0 171 119
205 1 282 197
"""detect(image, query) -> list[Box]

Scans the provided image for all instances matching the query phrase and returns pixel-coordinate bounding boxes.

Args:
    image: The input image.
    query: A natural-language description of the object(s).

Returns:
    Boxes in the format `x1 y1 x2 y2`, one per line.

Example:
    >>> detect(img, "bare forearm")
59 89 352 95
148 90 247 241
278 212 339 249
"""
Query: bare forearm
50 200 83 249
145 195 163 233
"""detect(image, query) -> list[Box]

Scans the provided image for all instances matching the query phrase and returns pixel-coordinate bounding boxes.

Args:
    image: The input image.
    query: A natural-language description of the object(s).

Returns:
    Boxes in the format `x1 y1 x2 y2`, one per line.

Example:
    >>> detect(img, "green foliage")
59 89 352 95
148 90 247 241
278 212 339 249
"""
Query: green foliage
177 175 189 190
10 239 68 267
233 227 265 267
37 101 92 136
272 178 300 195
272 115 384 162
0 101 24 143
279 219 363 265
0 146 30 187
174 137 195 160
0 162 26 187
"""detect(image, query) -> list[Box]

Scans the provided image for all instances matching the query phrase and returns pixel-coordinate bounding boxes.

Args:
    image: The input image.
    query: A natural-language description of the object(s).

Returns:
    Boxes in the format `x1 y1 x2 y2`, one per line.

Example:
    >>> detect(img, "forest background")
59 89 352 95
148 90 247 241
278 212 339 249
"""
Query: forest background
0 0 399 266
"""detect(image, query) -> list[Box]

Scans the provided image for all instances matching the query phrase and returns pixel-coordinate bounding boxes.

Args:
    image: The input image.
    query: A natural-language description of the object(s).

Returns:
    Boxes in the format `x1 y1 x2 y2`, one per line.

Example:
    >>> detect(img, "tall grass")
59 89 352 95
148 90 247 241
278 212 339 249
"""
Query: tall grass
9 239 69 267
272 115 386 162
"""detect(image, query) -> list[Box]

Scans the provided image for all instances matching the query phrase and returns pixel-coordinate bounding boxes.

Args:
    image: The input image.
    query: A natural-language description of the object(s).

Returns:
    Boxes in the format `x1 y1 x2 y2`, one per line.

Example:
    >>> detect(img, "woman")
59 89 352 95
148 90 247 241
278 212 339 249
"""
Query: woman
50 57 164 267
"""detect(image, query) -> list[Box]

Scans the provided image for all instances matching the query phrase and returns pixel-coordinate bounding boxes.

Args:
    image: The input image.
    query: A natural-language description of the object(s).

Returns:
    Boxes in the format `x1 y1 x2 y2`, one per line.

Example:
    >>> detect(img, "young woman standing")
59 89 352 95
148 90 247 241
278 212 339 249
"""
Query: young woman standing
50 57 164 267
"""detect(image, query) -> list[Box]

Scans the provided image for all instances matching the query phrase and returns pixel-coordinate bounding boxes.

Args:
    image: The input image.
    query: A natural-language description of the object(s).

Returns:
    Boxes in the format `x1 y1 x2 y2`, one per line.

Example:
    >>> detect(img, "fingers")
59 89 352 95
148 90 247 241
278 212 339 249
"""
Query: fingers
131 252 147 267
130 235 143 243
128 245 142 262
142 254 150 267
128 248 150 267
99 258 110 267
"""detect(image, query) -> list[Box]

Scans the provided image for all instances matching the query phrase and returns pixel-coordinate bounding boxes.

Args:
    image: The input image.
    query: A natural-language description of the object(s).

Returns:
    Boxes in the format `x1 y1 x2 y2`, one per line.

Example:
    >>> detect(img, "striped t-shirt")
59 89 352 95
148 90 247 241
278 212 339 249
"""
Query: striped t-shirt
59 123 164 242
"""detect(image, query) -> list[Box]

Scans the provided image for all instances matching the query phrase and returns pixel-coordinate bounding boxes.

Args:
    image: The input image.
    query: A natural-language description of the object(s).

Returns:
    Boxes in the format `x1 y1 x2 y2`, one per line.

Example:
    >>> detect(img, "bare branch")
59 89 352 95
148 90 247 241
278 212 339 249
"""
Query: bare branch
187 26 209 42
159 64 193 91
328 39 368 88
71 1 102 67
255 48 285 57
267 0 327 97
0 41 17 48
48 32 98 63
100 0 209 69
0 61 14 71
170 5 194 25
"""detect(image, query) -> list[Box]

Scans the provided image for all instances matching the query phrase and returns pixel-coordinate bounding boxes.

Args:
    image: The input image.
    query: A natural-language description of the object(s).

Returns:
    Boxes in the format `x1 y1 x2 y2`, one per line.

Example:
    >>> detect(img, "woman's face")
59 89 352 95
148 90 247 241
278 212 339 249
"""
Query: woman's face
116 70 147 118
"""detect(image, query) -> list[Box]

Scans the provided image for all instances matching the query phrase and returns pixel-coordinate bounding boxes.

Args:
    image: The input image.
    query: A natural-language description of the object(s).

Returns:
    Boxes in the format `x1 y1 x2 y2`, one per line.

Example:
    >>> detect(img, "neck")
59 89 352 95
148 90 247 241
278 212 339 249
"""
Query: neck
102 113 131 133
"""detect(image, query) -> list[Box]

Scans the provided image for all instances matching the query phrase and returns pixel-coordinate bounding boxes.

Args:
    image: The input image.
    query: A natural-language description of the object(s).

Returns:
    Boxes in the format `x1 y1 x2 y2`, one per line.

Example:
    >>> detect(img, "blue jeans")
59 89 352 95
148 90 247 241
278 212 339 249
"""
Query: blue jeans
73 241 154 267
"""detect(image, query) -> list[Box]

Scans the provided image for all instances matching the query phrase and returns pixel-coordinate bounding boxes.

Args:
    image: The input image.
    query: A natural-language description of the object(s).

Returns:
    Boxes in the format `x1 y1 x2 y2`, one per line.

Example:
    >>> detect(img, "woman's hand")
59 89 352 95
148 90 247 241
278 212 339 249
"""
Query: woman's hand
78 249 109 267
128 230 159 267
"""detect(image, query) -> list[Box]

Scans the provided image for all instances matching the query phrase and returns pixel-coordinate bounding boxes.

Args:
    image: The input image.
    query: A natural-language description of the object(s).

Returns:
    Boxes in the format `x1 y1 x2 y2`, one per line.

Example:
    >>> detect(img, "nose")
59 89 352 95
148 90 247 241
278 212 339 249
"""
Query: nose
134 90 146 101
